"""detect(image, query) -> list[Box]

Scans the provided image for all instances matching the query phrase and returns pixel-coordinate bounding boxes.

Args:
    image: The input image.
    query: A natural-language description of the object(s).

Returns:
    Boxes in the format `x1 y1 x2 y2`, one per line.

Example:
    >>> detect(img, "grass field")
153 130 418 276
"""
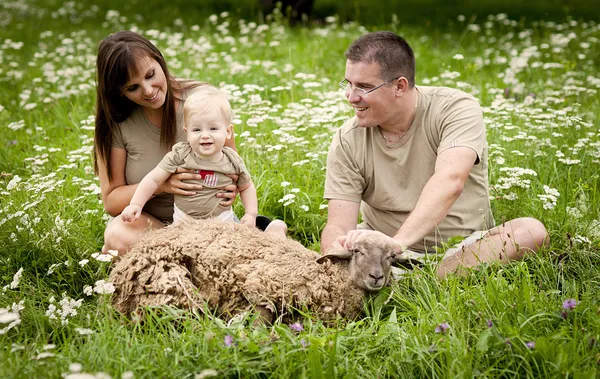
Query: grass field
1 0 600 377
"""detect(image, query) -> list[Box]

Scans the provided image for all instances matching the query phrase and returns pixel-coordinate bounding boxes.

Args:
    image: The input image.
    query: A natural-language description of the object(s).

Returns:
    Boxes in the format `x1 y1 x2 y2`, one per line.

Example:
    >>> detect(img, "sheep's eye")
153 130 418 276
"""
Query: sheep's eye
352 248 362 255
388 254 396 260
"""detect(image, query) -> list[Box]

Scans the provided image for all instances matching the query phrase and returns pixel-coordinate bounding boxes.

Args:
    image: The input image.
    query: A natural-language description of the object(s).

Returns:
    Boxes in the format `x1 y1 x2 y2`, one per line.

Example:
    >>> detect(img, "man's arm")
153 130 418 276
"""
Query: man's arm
320 199 360 253
392 146 477 248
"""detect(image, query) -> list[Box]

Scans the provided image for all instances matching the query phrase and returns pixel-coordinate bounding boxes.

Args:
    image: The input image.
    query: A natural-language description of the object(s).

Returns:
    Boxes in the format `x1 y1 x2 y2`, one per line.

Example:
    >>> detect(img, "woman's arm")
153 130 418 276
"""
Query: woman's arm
130 166 172 208
122 166 172 222
98 147 139 216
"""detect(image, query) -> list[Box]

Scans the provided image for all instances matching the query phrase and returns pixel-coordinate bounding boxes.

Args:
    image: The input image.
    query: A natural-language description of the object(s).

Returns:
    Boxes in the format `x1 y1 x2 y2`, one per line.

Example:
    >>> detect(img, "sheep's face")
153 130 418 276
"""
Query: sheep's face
317 234 400 292
348 240 396 291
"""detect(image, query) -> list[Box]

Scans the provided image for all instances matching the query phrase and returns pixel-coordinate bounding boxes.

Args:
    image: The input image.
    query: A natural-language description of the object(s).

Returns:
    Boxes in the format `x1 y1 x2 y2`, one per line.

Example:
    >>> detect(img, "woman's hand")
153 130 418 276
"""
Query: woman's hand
157 168 203 196
217 183 238 207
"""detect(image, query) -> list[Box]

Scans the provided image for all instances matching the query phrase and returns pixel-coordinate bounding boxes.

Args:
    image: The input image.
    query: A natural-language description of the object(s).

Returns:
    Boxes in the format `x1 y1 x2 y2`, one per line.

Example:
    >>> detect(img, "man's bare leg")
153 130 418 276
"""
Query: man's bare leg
437 217 550 278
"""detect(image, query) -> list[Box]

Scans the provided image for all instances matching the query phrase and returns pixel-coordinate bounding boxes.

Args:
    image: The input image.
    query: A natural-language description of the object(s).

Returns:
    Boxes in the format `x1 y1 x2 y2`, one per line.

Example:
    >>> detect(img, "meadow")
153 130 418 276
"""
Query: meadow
1 0 600 377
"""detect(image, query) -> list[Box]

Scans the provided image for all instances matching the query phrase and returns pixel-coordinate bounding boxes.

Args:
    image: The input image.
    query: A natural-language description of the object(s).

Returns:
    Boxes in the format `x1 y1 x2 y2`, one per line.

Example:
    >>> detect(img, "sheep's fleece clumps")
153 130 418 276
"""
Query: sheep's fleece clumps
109 220 369 321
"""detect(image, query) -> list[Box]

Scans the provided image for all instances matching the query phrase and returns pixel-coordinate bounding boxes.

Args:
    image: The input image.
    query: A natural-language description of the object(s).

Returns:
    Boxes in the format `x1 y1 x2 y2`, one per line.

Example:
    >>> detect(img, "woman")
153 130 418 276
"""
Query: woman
94 31 284 254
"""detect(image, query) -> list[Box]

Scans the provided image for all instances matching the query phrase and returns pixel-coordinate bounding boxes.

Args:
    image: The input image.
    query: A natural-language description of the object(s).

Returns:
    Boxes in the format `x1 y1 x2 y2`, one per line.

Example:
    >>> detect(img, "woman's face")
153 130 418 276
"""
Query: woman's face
121 56 167 110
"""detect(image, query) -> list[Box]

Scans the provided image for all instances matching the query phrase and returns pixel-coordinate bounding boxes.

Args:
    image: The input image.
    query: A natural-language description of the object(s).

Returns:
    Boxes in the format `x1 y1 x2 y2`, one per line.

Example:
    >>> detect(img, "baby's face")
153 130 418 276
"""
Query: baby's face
184 107 232 160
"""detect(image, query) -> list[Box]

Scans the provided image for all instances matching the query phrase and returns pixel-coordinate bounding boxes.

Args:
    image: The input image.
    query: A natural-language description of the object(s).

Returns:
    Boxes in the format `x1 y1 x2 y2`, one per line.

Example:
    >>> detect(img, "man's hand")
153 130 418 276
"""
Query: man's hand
337 229 407 255
240 213 256 228
121 204 142 223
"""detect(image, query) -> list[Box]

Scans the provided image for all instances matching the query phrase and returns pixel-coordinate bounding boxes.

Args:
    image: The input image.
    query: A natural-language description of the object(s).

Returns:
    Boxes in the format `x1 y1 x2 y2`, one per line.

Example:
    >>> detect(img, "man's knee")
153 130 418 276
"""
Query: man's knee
512 217 550 251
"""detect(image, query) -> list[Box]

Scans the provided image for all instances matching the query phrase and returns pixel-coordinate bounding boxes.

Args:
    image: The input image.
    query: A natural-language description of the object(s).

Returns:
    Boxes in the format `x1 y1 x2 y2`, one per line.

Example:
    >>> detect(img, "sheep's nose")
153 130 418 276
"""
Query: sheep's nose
369 272 384 282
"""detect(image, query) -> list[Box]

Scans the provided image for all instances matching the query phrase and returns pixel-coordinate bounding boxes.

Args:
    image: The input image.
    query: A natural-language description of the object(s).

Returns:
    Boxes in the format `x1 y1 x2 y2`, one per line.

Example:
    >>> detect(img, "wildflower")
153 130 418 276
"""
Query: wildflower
83 286 93 296
505 338 512 346
91 252 113 262
78 259 89 267
74 328 95 336
46 294 83 325
563 299 577 310
453 54 464 60
486 320 493 328
122 371 134 379
196 369 219 379
47 263 61 275
526 341 535 349
93 280 115 295
290 322 304 332
7 175 22 190
10 268 23 289
224 335 235 347
34 352 55 360
0 311 20 324
11 344 25 353
434 322 450 334
299 339 309 348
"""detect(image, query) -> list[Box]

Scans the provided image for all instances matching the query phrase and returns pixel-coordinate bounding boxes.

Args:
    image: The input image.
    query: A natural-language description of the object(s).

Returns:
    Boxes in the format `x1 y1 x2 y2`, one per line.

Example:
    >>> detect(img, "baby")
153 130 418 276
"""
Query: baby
121 86 257 227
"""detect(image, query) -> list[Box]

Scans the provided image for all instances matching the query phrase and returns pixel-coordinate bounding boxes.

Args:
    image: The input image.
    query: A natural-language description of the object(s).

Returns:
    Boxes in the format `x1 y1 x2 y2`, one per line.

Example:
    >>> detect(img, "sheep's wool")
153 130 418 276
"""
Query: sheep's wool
109 220 365 320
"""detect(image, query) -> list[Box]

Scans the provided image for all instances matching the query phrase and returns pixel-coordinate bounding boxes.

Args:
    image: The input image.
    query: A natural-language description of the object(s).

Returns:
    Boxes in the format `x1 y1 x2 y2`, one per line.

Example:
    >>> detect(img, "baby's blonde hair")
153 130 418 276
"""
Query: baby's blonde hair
183 86 233 126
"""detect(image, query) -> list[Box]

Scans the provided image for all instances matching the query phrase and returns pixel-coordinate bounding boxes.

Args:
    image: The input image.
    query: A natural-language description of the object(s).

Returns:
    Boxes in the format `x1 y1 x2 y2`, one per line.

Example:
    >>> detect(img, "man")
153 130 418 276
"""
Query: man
321 31 549 278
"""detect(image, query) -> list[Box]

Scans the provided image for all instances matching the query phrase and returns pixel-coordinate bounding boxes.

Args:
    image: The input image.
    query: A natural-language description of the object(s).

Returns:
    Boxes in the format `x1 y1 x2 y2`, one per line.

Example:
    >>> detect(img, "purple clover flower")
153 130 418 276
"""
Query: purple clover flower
526 341 535 349
434 322 450 334
562 299 577 310
290 322 304 332
486 320 493 328
224 335 234 347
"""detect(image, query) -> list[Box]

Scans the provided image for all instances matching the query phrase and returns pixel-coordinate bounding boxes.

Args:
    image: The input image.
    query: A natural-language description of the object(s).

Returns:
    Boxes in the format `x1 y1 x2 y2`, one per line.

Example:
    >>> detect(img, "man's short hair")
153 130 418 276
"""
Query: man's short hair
184 86 233 126
345 31 415 87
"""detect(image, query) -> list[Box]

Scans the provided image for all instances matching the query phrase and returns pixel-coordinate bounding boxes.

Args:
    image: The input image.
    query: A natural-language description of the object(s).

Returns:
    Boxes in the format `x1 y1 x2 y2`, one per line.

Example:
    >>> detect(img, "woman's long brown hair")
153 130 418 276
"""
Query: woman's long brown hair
93 30 200 181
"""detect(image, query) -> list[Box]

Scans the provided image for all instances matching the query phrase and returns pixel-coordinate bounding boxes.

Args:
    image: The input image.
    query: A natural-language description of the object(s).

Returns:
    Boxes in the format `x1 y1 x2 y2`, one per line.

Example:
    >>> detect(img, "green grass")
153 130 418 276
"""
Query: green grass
1 0 600 377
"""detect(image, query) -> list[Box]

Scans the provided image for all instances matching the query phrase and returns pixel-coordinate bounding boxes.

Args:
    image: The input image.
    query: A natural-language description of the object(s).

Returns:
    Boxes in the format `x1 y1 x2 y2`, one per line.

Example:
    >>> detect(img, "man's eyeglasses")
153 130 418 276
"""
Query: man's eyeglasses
339 77 399 96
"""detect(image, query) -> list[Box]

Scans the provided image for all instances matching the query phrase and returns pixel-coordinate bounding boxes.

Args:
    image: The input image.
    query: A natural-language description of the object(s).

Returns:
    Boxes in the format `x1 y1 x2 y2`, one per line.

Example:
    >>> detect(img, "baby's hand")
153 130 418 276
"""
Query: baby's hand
121 205 142 223
240 214 256 228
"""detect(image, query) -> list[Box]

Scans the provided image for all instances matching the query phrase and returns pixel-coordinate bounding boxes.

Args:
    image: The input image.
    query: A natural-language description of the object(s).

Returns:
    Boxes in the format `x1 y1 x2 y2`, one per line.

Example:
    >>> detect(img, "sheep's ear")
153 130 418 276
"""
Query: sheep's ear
316 242 353 263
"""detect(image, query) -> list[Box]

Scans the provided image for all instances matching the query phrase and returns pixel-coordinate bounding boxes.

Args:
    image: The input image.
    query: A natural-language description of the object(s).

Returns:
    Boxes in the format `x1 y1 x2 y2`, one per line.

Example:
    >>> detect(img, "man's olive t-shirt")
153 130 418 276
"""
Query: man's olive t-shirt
324 86 494 253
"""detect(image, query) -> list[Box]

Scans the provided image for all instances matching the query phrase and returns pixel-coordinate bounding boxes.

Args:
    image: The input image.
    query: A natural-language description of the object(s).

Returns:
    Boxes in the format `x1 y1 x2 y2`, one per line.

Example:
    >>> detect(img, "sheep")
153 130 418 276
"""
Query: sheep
109 219 404 321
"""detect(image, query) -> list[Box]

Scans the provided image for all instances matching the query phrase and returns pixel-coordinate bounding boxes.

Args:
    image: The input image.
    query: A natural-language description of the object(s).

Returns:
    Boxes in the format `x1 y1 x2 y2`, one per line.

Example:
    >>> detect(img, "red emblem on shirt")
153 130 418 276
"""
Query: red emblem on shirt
198 170 218 186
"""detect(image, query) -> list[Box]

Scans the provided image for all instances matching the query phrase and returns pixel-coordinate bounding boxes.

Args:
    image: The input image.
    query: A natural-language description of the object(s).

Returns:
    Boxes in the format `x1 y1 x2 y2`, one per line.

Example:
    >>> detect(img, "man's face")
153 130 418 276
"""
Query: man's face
344 60 397 128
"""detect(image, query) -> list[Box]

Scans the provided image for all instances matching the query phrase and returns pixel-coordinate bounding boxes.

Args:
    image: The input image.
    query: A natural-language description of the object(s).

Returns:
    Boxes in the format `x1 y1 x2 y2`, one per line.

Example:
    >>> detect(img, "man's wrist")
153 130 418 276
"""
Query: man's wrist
392 235 409 253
